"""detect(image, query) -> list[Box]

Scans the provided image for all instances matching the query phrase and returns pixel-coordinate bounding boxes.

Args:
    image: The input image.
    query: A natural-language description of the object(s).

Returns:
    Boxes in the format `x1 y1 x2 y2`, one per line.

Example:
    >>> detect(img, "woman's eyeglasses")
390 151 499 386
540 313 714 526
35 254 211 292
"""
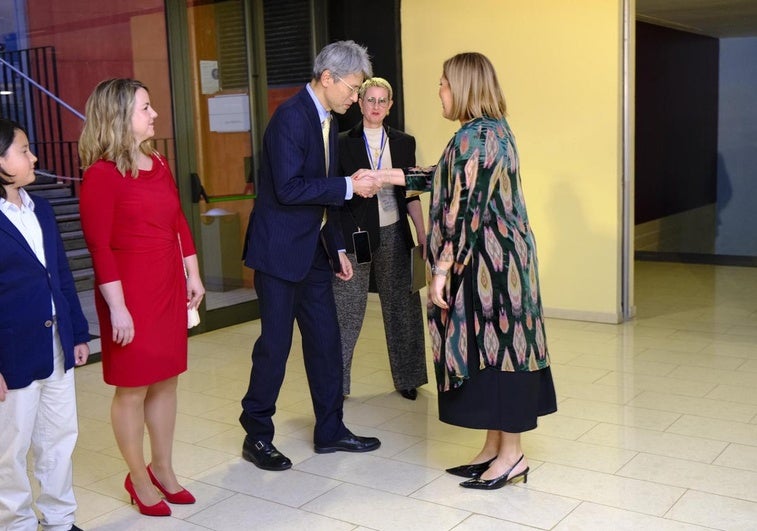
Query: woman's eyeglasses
363 97 390 108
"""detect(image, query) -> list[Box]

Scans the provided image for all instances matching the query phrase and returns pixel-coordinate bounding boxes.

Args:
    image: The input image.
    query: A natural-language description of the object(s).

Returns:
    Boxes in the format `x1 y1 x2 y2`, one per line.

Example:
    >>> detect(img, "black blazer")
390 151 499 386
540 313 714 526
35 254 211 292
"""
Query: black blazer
338 122 420 253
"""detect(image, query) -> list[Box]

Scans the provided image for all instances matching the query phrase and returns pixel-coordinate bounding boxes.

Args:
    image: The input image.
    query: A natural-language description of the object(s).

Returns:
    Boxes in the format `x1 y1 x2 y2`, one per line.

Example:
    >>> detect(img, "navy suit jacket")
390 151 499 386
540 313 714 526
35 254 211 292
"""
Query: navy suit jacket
0 193 90 390
244 86 347 281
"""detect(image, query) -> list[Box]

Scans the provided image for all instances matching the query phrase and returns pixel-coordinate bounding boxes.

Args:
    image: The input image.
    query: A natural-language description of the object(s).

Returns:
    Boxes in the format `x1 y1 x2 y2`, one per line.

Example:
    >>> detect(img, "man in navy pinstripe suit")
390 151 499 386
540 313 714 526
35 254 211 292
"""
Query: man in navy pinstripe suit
240 41 382 471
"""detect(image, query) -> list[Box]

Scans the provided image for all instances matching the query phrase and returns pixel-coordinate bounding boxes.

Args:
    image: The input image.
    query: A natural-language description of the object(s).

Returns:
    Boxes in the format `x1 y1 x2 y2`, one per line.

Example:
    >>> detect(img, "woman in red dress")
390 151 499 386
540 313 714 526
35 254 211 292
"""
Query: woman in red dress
79 79 204 516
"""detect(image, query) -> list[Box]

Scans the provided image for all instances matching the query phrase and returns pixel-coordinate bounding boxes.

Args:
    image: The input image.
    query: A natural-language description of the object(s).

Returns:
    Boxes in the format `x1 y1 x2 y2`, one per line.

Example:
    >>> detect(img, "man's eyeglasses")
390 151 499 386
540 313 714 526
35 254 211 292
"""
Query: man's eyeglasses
363 97 390 108
335 76 360 96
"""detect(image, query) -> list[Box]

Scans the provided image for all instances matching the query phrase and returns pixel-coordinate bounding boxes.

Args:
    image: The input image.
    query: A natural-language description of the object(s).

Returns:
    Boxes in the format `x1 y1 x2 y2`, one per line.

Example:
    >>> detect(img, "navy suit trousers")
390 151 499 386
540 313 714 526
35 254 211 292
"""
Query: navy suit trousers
240 245 347 445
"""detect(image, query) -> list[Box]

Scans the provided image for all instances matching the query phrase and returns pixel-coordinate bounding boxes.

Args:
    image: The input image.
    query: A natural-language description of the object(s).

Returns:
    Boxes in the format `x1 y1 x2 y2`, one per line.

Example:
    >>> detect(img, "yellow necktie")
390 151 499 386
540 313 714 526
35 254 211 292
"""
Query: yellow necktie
322 115 331 173
321 115 331 229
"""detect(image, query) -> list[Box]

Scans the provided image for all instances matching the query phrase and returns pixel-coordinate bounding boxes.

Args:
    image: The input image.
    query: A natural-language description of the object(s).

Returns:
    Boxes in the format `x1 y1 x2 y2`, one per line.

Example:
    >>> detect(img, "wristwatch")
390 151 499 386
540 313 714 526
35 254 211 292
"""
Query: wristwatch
431 264 449 277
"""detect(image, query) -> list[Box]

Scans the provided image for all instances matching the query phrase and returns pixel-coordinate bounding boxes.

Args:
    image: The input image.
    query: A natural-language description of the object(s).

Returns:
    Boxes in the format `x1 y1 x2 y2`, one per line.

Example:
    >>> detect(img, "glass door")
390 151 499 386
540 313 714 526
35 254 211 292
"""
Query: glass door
167 0 317 330
169 0 268 329
187 0 256 314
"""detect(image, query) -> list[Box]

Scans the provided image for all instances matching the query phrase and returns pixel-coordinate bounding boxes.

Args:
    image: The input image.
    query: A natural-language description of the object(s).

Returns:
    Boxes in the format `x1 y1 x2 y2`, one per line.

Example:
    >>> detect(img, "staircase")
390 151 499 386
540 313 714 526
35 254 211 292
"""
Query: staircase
27 179 94 292
1 46 95 291
4 45 163 295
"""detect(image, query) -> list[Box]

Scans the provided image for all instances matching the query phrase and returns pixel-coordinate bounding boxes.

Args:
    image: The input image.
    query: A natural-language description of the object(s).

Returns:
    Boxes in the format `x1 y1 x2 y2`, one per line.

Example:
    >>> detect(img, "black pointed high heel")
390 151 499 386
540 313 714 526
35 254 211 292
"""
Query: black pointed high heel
445 456 497 478
459 454 529 490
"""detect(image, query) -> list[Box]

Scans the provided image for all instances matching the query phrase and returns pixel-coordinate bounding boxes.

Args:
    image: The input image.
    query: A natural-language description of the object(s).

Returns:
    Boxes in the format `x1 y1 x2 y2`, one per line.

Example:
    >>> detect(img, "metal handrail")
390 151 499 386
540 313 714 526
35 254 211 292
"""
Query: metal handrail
0 56 84 121
2 52 173 193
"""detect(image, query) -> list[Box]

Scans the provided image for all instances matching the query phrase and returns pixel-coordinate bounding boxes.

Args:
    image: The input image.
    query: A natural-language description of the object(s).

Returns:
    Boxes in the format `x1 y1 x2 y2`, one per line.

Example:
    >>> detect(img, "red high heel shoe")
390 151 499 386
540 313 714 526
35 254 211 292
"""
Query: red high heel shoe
147 464 196 504
124 474 171 516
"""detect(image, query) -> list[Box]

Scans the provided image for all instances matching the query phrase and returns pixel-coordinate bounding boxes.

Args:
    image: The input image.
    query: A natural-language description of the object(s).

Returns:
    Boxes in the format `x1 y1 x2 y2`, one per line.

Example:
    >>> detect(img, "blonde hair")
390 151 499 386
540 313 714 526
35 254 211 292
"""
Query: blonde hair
358 77 393 101
442 53 507 122
78 78 154 177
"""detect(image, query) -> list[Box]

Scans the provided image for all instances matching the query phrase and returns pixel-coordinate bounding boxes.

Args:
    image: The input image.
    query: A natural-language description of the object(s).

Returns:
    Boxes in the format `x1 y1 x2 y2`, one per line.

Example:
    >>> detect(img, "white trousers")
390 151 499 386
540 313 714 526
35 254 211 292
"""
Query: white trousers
0 328 79 531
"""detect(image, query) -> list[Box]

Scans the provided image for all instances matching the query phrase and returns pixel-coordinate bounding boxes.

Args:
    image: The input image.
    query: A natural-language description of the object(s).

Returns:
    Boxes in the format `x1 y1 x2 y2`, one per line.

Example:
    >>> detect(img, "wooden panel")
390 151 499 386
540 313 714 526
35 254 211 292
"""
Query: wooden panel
187 1 253 288
187 3 252 197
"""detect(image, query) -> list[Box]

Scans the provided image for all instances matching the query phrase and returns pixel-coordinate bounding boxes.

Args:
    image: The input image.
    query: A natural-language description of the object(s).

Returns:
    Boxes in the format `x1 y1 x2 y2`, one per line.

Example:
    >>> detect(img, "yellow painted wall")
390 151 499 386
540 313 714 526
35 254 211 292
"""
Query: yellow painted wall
402 0 626 322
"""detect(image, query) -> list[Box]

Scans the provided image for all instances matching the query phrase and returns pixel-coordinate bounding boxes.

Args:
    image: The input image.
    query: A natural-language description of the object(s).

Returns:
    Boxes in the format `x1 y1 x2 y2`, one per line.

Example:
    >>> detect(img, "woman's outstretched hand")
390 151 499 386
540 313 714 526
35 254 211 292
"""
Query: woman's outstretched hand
350 173 381 197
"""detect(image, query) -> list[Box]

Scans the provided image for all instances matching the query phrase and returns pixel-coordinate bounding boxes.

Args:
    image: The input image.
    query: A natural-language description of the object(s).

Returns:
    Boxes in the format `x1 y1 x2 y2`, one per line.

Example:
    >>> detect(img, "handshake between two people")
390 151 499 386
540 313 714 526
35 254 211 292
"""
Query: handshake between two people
349 168 405 198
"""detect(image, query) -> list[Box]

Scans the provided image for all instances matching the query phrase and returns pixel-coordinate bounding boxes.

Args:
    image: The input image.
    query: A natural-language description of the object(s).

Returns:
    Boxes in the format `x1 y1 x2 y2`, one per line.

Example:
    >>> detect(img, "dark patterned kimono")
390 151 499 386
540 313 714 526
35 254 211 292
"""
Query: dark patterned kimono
406 116 551 393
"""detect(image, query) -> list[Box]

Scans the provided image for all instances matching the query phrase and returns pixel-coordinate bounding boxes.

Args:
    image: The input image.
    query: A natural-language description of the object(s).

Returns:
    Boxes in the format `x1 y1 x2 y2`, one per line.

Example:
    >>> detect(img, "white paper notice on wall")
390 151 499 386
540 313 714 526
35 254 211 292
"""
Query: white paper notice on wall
208 94 250 133
200 60 219 94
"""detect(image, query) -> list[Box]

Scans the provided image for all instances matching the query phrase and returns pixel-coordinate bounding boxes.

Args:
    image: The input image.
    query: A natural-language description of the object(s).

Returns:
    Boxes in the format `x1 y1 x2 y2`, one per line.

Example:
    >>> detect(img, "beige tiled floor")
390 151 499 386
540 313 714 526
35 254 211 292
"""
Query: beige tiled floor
68 261 757 530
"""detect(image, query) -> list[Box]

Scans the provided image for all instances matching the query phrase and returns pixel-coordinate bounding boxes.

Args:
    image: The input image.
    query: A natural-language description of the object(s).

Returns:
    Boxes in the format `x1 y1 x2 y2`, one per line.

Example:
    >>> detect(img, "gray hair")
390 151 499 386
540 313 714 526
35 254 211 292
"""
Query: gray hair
313 40 373 80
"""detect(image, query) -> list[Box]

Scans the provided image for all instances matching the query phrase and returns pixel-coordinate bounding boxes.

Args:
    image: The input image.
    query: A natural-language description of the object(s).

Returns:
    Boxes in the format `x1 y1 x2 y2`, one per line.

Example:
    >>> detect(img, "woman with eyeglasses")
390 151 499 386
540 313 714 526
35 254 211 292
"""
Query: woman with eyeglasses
334 77 428 400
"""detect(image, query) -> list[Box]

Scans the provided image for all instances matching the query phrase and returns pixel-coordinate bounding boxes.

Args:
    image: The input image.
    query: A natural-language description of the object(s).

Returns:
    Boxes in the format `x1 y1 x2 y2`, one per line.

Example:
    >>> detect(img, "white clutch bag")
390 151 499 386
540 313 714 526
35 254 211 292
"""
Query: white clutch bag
187 306 201 329
179 233 201 329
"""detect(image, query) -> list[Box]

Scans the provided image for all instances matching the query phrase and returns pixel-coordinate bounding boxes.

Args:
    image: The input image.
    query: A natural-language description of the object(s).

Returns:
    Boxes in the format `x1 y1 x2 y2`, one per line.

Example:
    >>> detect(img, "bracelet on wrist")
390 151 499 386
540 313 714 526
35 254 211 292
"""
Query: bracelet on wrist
431 264 449 277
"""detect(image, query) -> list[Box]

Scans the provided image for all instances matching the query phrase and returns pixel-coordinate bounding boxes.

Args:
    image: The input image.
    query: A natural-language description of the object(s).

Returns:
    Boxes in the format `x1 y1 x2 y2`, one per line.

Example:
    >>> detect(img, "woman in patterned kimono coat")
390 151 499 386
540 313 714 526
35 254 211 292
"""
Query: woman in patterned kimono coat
358 52 557 490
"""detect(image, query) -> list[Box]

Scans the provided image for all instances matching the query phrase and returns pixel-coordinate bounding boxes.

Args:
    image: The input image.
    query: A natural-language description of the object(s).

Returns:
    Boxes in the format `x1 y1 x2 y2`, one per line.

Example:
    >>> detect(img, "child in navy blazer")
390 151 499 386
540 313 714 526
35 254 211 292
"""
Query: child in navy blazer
0 118 90 531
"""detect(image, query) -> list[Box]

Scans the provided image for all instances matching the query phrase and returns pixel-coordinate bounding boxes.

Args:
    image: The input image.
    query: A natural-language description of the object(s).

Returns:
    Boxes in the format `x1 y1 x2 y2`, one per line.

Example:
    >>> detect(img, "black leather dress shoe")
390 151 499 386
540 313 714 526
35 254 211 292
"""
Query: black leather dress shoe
69 525 84 531
242 437 292 471
399 388 417 400
445 456 497 478
314 431 381 454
